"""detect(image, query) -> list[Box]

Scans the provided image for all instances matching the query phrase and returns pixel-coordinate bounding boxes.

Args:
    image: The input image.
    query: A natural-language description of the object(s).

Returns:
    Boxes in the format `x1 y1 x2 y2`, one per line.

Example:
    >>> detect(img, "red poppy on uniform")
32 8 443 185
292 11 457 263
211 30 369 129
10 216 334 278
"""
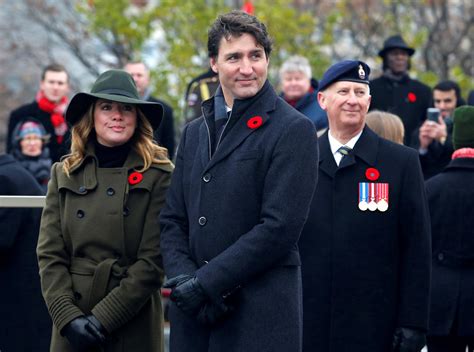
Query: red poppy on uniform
128 172 143 185
365 167 380 181
247 116 263 129
407 92 417 103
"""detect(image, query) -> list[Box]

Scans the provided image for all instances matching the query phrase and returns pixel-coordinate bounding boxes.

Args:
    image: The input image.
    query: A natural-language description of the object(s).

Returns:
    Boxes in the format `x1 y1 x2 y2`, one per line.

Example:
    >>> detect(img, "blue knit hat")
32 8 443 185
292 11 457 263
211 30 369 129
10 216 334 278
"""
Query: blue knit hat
14 120 49 142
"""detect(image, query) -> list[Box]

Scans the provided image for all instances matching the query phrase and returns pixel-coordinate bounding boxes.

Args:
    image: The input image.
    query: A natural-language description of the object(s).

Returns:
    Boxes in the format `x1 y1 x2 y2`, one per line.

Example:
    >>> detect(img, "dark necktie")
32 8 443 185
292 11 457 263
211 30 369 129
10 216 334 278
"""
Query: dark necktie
337 146 352 166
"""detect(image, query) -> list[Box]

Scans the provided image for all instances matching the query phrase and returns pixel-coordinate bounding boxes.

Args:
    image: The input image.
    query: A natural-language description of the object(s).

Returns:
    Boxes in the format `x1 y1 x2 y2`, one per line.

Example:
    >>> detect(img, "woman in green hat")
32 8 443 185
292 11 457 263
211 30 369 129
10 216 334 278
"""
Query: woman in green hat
37 69 173 351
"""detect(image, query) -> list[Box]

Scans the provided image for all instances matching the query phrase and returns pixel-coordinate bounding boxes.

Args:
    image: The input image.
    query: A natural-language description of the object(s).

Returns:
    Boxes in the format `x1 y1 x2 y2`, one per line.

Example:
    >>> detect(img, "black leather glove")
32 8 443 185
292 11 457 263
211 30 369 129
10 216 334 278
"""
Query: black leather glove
196 301 232 326
85 315 107 344
164 275 207 315
61 316 105 352
392 327 426 352
164 274 193 288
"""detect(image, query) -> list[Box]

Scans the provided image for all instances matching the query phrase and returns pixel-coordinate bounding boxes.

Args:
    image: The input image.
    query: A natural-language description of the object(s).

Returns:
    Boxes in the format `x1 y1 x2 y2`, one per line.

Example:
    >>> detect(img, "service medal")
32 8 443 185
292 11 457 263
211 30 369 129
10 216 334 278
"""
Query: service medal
368 201 378 211
368 183 377 211
376 183 389 212
358 182 369 211
377 199 388 212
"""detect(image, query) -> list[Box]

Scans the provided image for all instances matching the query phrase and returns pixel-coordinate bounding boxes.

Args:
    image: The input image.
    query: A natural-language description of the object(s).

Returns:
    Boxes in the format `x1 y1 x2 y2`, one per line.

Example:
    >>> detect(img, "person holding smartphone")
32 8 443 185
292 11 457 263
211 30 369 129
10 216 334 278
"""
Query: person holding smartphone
411 80 465 179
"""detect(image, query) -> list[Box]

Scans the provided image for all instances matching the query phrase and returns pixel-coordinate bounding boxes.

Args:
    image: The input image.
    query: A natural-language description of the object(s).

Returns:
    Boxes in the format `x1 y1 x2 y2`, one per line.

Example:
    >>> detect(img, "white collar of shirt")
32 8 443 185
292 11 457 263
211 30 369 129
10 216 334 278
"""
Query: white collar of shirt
328 129 363 166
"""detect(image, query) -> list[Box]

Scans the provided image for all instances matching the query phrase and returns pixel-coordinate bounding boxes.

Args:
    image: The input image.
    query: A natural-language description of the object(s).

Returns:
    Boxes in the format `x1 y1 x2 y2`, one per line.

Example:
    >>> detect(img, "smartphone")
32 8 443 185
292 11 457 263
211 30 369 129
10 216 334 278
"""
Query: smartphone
427 108 440 122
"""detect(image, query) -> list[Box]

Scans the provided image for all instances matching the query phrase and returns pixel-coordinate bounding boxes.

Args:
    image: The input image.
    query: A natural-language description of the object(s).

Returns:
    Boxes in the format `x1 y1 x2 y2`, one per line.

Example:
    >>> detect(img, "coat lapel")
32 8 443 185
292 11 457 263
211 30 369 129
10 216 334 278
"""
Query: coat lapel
351 126 380 167
318 126 380 178
318 131 338 178
199 120 212 167
203 81 277 171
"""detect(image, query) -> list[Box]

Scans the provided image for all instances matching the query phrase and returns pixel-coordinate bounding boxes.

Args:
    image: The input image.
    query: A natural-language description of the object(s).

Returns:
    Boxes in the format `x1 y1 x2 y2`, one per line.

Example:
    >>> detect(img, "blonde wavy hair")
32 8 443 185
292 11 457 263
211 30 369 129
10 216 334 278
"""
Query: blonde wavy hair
62 101 170 176
365 110 405 145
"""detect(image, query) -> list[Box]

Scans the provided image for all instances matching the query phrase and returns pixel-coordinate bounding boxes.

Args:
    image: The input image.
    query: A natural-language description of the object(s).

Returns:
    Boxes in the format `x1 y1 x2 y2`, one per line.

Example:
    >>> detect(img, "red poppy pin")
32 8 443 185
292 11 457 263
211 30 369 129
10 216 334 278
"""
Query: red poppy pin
407 92 417 103
365 167 380 181
247 116 263 130
128 172 143 185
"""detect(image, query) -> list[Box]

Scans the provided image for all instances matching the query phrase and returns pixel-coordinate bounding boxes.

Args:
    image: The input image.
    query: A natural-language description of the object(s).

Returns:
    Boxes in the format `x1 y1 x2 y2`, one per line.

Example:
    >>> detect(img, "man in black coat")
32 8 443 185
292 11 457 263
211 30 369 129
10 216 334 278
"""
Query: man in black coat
160 10 319 352
425 106 474 352
124 61 176 158
0 154 51 351
7 63 71 163
299 60 431 352
370 35 432 145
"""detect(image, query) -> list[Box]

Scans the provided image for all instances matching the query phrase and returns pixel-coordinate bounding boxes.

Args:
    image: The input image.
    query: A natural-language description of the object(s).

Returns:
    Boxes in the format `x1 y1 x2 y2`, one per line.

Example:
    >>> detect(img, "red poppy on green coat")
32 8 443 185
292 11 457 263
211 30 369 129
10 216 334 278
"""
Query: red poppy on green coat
365 167 380 181
247 116 263 129
407 92 417 103
128 172 143 185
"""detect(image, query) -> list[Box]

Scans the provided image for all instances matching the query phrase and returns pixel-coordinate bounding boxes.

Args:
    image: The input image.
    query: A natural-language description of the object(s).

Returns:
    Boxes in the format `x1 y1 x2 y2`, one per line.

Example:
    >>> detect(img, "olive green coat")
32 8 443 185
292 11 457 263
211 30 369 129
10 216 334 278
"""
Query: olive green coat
37 145 172 352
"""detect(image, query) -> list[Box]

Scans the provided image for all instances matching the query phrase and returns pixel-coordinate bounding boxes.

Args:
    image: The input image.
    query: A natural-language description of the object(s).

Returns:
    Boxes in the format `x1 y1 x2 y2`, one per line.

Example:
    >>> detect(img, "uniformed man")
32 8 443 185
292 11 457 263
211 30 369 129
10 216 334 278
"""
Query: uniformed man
160 10 319 352
299 60 431 352
183 67 219 123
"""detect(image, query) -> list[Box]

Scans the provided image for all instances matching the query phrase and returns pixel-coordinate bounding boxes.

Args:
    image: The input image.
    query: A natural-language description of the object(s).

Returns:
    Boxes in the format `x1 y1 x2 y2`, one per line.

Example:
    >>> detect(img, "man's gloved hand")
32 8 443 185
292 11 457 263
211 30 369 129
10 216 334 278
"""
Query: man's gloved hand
392 327 426 352
164 274 207 315
61 316 104 352
163 274 193 288
196 301 232 326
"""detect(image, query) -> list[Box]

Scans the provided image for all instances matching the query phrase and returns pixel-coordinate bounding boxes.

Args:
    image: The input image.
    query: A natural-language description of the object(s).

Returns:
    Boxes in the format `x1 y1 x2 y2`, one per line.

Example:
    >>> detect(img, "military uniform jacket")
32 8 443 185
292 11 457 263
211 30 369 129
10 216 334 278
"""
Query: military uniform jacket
37 145 172 351
370 75 432 145
160 81 319 352
426 157 474 336
299 127 431 352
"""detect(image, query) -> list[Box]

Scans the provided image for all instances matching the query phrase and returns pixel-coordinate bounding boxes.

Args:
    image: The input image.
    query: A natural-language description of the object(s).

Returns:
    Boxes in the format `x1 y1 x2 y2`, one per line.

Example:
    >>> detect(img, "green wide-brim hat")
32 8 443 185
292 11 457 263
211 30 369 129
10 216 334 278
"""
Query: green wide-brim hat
65 69 163 130
452 105 474 150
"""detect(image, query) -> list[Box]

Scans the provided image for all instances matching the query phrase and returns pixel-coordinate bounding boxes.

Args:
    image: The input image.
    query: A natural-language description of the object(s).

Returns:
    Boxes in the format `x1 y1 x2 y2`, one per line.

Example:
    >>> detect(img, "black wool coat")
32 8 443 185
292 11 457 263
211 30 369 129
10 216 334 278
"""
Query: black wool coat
370 75 432 145
426 157 474 336
160 81 319 352
7 101 71 163
299 127 431 352
0 154 51 351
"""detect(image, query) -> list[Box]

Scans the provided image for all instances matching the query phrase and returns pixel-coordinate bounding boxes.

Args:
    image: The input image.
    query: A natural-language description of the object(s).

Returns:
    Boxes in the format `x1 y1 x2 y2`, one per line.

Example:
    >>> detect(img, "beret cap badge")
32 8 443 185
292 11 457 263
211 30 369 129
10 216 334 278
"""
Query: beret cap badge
358 65 366 79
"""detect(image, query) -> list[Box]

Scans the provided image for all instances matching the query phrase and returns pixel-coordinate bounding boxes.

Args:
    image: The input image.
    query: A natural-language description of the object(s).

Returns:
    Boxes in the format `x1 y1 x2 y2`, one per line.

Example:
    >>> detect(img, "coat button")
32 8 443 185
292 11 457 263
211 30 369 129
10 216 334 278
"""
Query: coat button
123 207 130 216
76 210 85 218
198 216 207 226
74 291 82 300
202 173 212 183
107 187 115 196
438 252 444 261
78 186 86 194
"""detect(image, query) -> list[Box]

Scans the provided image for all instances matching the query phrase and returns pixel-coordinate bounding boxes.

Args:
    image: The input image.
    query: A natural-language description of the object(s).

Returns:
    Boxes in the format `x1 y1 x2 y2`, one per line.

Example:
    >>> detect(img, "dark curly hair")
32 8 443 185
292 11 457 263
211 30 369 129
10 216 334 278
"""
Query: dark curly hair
208 10 273 59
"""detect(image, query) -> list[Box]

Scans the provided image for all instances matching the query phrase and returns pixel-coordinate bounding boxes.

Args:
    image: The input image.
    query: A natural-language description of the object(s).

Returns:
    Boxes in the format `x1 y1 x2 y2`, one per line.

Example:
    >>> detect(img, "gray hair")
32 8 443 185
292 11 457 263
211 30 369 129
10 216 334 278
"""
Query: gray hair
279 55 312 79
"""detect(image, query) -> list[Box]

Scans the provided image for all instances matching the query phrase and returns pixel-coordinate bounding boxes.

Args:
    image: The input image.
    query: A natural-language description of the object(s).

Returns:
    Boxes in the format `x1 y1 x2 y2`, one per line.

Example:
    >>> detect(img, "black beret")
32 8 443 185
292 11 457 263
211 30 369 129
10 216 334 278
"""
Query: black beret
318 60 370 92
